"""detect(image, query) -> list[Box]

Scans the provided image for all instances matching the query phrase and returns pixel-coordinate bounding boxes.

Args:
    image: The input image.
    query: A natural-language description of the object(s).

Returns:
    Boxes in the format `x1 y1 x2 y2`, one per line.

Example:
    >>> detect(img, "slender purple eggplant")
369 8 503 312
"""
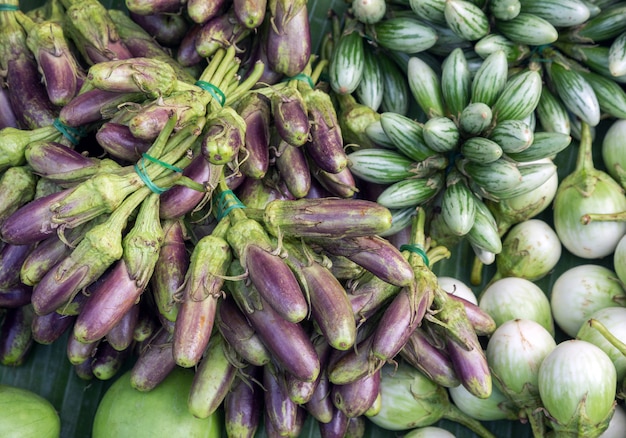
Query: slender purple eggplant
66 332 99 365
125 0 185 15
150 218 188 323
243 32 283 85
0 243 35 290
16 11 84 106
176 23 205 67
244 244 308 323
446 334 492 400
59 88 145 127
188 333 238 418
305 367 334 424
95 122 152 162
256 198 392 239
0 166 37 225
349 274 401 323
270 86 310 147
173 218 231 368
236 92 271 179
263 362 302 436
130 327 177 391
0 81 18 129
265 0 311 77
331 369 380 418
128 12 188 47
227 259 321 382
187 0 230 24
235 175 293 209
0 305 34 366
311 164 358 198
74 358 95 380
311 235 415 287
159 156 221 219
304 88 348 174
275 139 311 198
234 0 267 28
106 303 140 351
132 309 157 343
326 334 384 386
224 367 264 438
217 294 271 366
61 0 133 64
0 283 32 309
345 416 366 438
31 312 75 345
195 9 250 58
91 340 129 380
318 406 349 438
447 292 497 336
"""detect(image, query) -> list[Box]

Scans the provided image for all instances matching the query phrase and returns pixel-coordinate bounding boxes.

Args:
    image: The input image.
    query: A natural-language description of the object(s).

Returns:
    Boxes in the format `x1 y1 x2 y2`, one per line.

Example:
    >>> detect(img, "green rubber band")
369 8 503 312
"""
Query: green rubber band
215 189 246 221
195 80 226 107
134 157 167 194
141 153 183 173
52 118 85 145
0 4 19 10
400 244 430 267
282 73 314 89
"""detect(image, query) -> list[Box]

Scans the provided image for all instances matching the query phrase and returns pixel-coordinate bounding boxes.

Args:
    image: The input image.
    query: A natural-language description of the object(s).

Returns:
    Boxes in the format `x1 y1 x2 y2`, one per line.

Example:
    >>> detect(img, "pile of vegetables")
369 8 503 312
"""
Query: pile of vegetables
2 0 626 436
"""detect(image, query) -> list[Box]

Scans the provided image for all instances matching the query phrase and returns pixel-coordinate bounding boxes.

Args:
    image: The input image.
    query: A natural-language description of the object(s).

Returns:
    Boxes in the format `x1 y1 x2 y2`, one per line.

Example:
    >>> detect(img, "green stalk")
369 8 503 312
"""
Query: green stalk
588 318 626 357
442 404 497 438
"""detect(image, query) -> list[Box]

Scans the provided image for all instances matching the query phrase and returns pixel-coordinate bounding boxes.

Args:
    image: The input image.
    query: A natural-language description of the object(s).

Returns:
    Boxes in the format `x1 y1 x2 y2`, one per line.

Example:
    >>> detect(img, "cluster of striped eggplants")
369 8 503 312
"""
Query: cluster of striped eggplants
0 0 505 436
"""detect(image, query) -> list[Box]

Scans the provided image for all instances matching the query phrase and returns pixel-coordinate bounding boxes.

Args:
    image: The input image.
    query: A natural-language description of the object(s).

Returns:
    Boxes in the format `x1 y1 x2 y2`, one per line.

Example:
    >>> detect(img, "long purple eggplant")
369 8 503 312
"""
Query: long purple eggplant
0 80 18 129
224 366 264 438
91 340 129 381
176 23 205 67
95 122 152 162
125 0 185 15
311 164 358 198
0 283 33 309
31 312 75 345
263 362 302 437
66 332 99 365
0 242 35 290
275 139 311 198
234 0 267 29
0 305 34 366
59 89 145 127
129 327 176 391
447 292 497 336
106 302 140 351
235 92 271 179
270 86 310 147
128 12 188 47
318 406 349 438
331 369 380 418
187 0 229 24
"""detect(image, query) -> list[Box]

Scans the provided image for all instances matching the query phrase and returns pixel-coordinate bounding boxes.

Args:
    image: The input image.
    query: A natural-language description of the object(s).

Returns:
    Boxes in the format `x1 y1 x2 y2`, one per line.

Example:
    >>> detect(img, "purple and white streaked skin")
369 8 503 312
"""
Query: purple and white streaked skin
0 82 18 129
236 92 271 180
265 1 311 77
331 369 381 418
270 86 310 147
263 363 303 437
0 305 34 366
130 328 177 392
275 139 311 198
0 242 35 290
224 368 263 438
59 88 145 127
95 122 152 163
30 310 75 345
0 283 32 309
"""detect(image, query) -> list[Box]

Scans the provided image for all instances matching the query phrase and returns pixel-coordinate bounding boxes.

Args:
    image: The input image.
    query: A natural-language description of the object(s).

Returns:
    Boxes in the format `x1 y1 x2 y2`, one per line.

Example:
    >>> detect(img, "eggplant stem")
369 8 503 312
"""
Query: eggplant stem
589 318 626 357
443 404 497 438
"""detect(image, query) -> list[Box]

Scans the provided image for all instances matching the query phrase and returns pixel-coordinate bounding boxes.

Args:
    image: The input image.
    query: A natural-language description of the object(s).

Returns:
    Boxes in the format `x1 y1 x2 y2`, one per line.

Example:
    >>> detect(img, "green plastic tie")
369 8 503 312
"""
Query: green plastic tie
52 118 86 146
0 4 19 11
134 153 182 194
282 73 314 89
215 189 246 220
400 244 430 267
195 80 226 107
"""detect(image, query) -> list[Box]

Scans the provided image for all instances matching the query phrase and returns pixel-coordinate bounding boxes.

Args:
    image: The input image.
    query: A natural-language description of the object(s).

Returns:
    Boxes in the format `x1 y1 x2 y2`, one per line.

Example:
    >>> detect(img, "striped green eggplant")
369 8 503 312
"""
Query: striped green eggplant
423 116 461 152
492 69 543 122
356 45 384 112
483 159 557 200
609 32 626 77
471 50 509 107
460 157 523 194
460 137 503 163
579 70 626 119
379 207 417 237
474 34 531 64
535 87 571 135
378 52 411 116
376 172 444 209
554 43 626 84
427 20 474 57
547 60 600 126
441 48 471 119
444 0 490 41
329 28 364 95
441 170 477 236
519 0 590 27
407 56 446 119
489 0 521 21
459 102 493 135
495 13 558 46
365 119 396 149
380 112 438 162
488 119 534 154
409 0 447 24
372 17 438 54
466 198 502 255
560 2 626 43
347 149 417 184
506 132 572 162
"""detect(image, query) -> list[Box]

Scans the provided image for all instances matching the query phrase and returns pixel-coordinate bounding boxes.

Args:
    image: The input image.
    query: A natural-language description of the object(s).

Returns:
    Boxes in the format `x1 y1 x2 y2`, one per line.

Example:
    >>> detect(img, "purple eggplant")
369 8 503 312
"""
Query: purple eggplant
0 243 35 290
125 0 185 15
66 332 99 366
217 294 271 366
235 92 271 179
91 340 129 380
130 328 177 391
331 369 380 418
227 259 320 383
234 0 267 28
305 368 334 424
0 305 34 366
95 122 152 162
447 292 497 336
318 406 349 438
265 0 311 77
128 12 188 47
106 303 140 351
311 164 358 198
275 139 311 198
270 86 310 147
235 175 294 209
195 9 250 58
224 367 263 438
0 283 33 308
132 310 157 343
349 275 401 323
176 23 205 67
74 358 95 380
326 335 383 386
59 88 145 127
0 80 18 129
187 0 230 24
31 312 74 345
263 363 302 436
188 333 238 418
